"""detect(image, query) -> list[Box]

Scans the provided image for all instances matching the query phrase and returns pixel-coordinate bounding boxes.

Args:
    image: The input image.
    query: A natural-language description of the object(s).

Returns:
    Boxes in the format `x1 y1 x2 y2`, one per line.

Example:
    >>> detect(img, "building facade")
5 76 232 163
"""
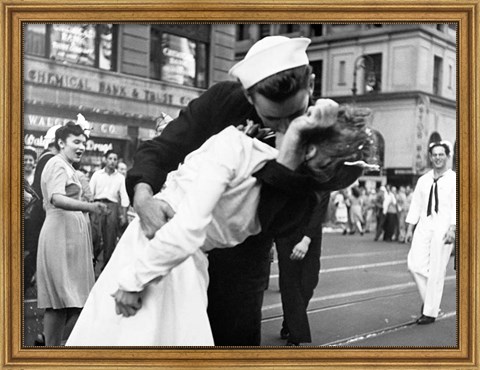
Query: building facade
24 24 236 175
234 24 457 189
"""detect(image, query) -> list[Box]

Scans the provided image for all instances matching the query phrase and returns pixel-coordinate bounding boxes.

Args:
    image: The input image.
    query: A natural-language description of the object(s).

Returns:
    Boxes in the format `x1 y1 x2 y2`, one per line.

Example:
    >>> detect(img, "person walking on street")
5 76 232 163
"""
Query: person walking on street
396 186 407 242
382 185 398 241
333 191 349 235
349 186 364 235
90 150 130 270
405 141 456 325
373 186 386 241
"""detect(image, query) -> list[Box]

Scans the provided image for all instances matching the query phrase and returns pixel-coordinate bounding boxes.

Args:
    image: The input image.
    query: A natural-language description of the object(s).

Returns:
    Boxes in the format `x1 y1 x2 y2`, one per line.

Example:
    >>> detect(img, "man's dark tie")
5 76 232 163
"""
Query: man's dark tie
427 177 442 216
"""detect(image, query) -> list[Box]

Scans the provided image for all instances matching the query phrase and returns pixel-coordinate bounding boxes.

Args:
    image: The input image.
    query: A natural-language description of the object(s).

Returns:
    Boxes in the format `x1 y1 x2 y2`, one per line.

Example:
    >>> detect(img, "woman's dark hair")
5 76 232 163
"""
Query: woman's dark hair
54 121 86 151
306 105 377 180
247 65 313 103
309 106 375 161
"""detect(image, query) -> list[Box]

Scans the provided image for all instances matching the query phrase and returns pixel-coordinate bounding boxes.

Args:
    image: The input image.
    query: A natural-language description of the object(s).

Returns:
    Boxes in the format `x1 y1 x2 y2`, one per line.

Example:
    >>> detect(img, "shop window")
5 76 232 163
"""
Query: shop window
433 55 443 95
150 29 208 89
24 24 118 71
310 60 323 98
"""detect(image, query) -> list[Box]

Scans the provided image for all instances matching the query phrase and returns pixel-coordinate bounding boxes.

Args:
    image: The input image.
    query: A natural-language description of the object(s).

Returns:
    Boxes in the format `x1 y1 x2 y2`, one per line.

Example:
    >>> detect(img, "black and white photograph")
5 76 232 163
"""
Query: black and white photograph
21 23 459 348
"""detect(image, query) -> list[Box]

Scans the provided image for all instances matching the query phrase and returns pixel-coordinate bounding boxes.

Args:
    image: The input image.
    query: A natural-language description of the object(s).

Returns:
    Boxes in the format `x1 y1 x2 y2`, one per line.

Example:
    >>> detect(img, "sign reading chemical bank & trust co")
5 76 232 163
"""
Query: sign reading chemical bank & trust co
24 59 203 109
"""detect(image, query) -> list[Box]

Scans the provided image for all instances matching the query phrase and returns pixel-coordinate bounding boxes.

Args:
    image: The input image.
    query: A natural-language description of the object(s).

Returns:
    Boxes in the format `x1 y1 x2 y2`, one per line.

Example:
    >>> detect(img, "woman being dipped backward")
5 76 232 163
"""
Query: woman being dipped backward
36 121 108 346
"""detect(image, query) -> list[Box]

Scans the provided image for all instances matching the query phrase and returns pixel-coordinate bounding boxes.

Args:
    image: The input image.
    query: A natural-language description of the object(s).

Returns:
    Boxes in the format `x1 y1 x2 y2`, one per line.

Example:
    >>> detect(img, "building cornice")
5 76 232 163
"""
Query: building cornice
328 91 456 109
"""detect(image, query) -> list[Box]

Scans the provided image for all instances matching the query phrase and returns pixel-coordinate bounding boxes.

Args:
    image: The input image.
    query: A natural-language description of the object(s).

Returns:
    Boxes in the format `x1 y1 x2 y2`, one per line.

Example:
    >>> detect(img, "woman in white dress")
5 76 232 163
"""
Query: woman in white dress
66 101 378 346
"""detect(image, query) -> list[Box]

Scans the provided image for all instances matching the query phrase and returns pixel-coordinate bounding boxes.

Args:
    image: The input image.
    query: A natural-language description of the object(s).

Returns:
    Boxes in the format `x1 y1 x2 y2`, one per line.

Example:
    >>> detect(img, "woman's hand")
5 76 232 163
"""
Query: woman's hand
111 289 143 317
90 201 109 215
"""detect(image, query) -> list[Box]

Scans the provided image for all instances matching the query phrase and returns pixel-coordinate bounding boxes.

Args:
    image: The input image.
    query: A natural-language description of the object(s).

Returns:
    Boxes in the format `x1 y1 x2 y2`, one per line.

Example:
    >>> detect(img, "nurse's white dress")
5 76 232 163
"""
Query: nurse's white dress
66 127 277 346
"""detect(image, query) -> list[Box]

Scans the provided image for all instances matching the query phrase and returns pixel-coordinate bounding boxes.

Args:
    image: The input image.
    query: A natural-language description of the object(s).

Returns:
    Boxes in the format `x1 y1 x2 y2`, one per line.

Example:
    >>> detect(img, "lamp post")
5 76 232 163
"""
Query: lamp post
351 54 376 102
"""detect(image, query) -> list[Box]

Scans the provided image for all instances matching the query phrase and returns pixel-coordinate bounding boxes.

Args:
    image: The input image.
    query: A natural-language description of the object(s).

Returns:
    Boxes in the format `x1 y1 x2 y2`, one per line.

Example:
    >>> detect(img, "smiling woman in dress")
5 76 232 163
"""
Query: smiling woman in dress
36 122 108 346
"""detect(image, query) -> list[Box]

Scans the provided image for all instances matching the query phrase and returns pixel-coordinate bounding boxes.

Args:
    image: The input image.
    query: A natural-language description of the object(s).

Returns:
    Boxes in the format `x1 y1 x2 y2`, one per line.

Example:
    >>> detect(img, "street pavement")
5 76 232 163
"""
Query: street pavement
261 230 457 347
23 229 457 348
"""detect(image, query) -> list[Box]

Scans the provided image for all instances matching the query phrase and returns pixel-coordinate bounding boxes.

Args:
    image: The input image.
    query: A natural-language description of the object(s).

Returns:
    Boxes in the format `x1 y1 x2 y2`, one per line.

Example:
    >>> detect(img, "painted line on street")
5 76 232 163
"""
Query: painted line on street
262 274 456 312
323 311 457 347
270 250 407 265
269 259 407 279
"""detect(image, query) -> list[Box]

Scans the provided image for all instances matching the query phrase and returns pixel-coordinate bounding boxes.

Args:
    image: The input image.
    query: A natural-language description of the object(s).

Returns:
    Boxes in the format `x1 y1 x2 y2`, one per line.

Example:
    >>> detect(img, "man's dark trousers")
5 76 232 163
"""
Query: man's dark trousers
207 233 272 346
276 232 321 344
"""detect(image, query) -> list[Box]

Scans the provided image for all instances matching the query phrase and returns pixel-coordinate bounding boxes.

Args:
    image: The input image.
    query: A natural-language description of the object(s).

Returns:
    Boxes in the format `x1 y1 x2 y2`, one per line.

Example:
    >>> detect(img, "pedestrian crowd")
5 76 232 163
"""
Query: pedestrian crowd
22 35 456 347
327 183 414 243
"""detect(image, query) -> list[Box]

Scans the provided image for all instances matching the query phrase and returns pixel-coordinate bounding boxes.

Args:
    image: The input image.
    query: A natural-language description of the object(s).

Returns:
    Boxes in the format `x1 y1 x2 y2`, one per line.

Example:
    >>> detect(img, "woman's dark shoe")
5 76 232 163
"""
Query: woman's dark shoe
285 341 300 346
416 314 435 325
280 328 290 340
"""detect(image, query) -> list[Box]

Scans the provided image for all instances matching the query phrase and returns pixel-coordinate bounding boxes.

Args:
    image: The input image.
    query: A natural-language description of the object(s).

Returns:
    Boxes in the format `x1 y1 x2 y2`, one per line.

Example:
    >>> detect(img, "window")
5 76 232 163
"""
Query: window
24 24 47 57
236 25 250 41
338 61 346 85
448 65 453 89
365 24 383 29
364 53 382 93
433 56 443 95
278 24 300 34
150 29 208 88
24 24 117 71
259 24 271 38
310 60 323 98
372 130 385 169
310 25 323 37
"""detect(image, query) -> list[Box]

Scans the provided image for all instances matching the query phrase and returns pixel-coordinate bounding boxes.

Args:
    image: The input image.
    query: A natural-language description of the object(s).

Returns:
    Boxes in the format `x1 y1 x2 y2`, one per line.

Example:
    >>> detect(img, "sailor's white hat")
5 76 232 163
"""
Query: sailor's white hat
229 36 311 89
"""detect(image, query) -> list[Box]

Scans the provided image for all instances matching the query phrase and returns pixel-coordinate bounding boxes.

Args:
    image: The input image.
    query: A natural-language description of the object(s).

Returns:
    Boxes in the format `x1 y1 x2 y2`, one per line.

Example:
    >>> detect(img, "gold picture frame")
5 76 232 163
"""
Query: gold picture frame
1 0 478 369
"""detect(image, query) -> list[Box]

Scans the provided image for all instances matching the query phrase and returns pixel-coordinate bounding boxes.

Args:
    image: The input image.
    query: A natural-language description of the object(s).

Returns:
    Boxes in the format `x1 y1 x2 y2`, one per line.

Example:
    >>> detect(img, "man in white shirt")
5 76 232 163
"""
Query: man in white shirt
90 150 130 270
405 141 456 325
